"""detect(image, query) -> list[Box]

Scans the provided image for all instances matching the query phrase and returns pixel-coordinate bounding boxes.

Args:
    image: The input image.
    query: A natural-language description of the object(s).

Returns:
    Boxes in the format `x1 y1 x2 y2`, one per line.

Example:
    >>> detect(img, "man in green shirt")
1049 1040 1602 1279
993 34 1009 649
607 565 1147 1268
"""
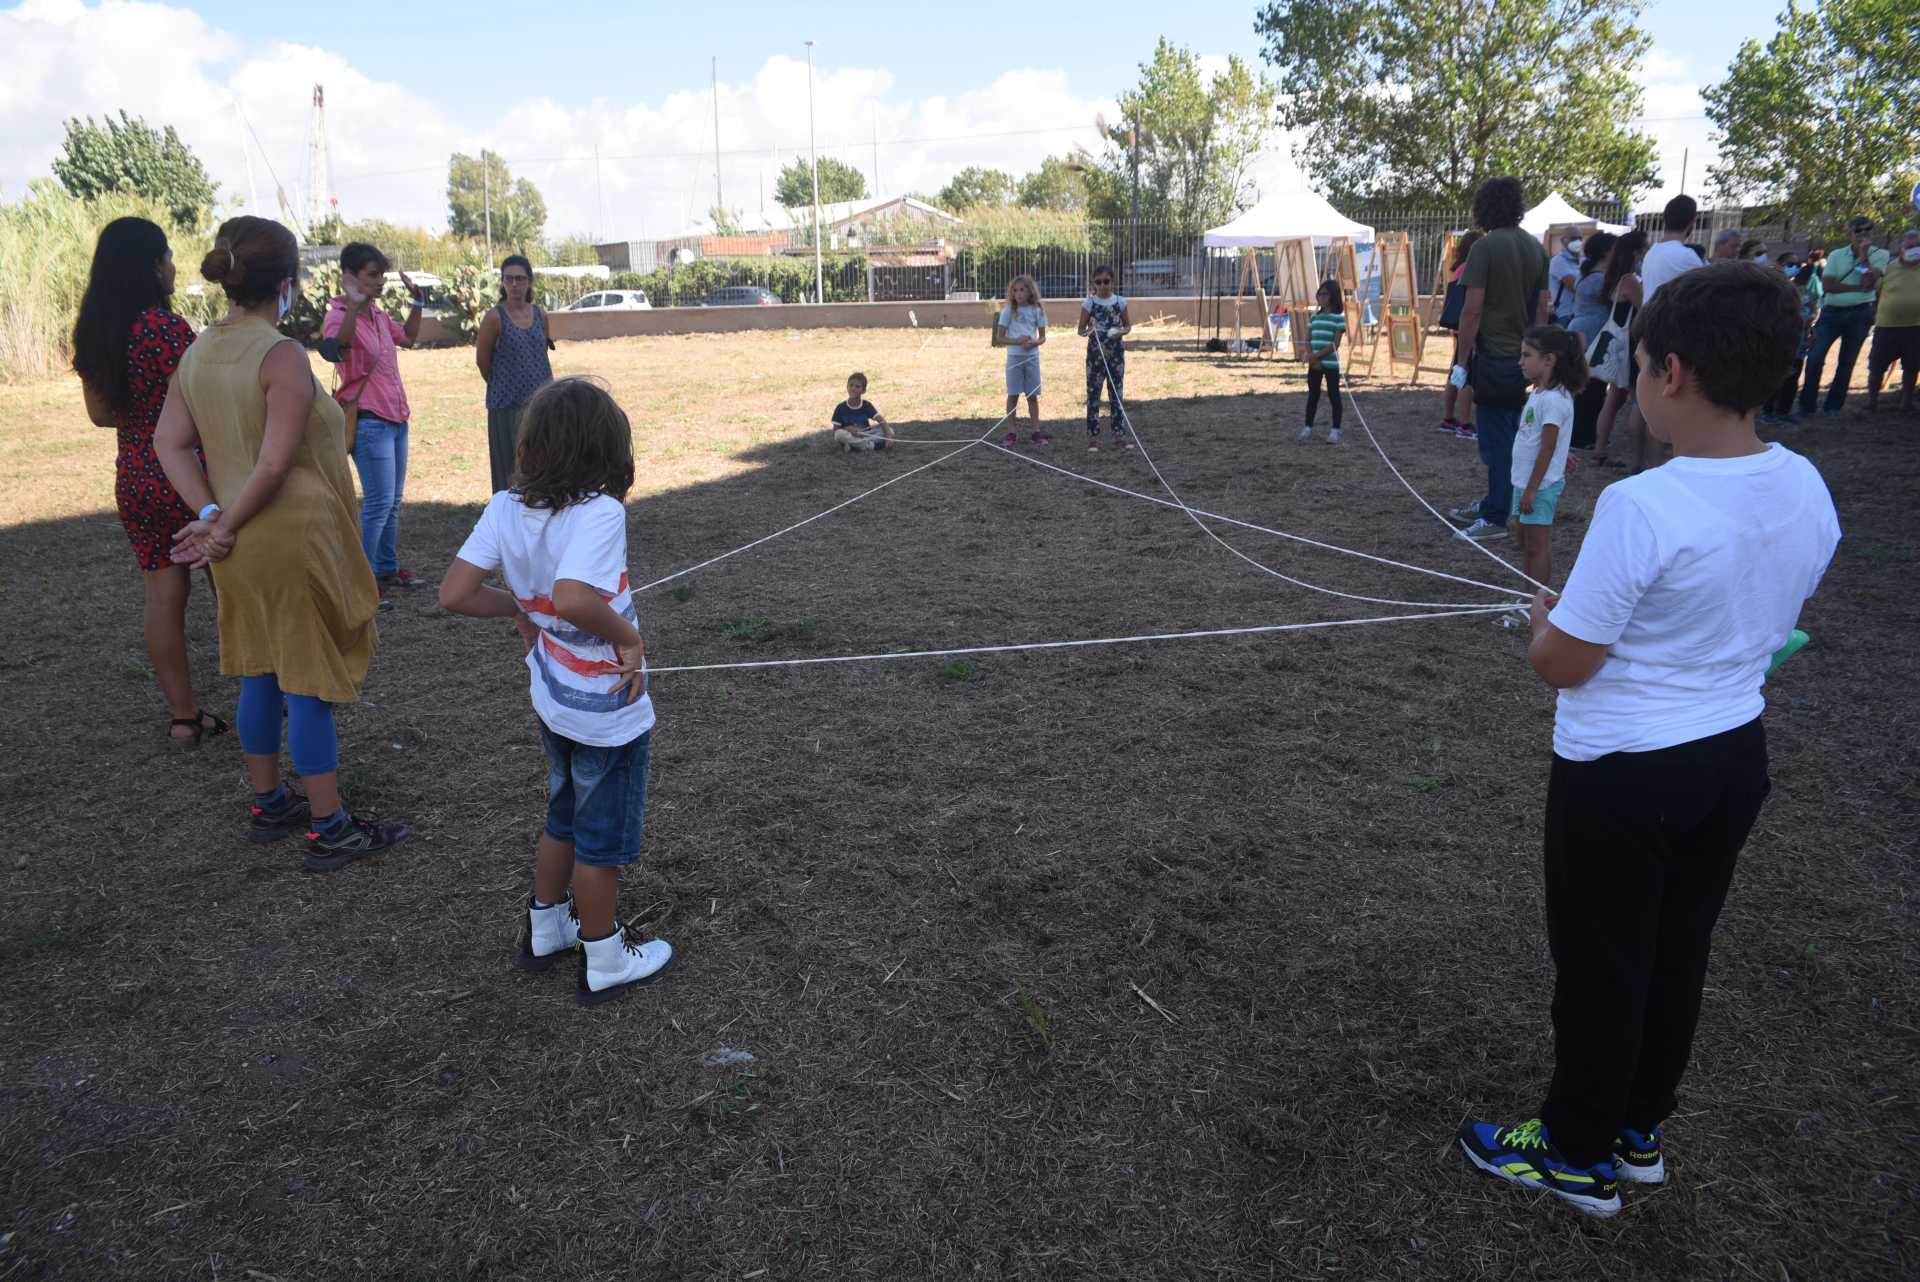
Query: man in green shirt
1798 216 1891 416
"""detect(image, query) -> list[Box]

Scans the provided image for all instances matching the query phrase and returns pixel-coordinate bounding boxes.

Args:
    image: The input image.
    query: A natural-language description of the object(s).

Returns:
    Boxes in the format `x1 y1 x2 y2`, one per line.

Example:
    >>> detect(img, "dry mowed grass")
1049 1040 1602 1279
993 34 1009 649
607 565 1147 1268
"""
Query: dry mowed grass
1 322 1915 1281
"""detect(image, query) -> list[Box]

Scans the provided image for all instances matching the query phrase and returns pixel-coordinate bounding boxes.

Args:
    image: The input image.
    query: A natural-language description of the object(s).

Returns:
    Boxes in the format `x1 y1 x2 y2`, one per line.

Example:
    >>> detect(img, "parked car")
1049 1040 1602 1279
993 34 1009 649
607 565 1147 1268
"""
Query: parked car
560 289 651 311
700 286 781 307
1035 274 1083 298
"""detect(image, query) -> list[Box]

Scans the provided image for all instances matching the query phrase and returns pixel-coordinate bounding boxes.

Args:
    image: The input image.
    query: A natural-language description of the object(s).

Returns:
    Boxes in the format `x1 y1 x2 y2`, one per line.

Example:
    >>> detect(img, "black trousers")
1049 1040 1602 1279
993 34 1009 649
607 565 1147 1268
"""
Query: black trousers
1305 364 1342 428
1571 380 1608 450
1539 717 1771 1167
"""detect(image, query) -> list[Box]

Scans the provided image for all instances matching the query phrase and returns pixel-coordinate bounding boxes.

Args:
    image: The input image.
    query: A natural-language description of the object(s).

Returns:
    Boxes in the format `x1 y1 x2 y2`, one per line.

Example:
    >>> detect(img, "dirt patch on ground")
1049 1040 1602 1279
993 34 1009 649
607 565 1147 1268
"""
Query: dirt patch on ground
1 328 1915 1280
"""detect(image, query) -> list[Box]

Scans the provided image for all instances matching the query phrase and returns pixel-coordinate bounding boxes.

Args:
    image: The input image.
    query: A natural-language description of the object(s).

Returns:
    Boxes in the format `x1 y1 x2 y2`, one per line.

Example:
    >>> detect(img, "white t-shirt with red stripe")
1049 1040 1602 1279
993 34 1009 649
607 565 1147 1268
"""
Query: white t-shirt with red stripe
456 491 655 747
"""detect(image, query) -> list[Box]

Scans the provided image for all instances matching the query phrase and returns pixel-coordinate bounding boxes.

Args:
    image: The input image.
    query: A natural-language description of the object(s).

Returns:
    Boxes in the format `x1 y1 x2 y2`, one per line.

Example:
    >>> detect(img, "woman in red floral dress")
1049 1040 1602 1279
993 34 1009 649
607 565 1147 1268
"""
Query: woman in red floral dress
73 217 227 746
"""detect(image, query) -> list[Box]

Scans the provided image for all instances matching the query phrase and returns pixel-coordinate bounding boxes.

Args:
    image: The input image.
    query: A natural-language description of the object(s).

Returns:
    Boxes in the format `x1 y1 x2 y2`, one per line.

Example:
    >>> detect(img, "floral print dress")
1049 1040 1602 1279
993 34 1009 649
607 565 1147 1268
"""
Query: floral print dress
114 306 198 570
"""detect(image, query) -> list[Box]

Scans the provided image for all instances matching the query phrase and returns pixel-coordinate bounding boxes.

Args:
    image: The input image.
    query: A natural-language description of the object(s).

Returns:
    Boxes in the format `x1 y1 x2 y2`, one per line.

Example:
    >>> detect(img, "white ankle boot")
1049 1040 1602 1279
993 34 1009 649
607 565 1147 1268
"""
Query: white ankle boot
515 895 580 971
578 925 673 1004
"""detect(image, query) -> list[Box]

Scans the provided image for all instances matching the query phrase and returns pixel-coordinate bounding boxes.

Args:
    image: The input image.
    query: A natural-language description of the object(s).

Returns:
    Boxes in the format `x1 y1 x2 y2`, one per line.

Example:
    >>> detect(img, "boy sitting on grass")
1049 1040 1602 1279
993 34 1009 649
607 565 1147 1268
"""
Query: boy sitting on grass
830 372 892 452
1459 263 1841 1218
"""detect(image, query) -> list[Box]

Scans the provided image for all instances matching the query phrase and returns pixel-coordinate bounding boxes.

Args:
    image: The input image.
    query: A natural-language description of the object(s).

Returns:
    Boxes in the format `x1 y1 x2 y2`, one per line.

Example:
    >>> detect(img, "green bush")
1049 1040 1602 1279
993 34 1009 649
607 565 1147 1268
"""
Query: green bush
280 261 418 345
0 181 210 382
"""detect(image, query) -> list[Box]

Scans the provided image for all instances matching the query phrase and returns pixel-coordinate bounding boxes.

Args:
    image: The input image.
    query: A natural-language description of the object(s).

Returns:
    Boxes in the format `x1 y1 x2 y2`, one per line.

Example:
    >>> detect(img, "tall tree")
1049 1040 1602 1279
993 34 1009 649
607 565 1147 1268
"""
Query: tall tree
937 166 1016 211
52 112 218 227
1257 0 1659 206
1703 0 1920 233
1094 40 1278 235
773 156 868 208
447 150 547 242
1017 155 1099 213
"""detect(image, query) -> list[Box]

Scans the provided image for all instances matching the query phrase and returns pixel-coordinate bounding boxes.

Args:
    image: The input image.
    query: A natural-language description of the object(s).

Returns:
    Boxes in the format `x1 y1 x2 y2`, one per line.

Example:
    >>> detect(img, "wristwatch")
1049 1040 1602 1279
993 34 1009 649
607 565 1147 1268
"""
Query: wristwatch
198 502 222 521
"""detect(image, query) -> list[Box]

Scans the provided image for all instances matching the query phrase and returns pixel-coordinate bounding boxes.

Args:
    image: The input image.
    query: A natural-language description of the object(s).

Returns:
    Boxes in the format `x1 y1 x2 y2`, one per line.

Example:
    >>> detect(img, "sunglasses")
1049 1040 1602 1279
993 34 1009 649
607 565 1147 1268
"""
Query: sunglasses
1092 278 1113 286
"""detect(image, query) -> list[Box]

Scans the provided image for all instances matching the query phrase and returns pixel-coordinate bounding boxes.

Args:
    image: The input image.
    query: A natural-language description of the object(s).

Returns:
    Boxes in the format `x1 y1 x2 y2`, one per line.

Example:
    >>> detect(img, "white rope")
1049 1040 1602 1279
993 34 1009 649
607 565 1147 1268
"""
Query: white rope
646 605 1513 675
980 440 1529 599
1086 330 1512 611
1342 383 1550 594
635 411 1010 593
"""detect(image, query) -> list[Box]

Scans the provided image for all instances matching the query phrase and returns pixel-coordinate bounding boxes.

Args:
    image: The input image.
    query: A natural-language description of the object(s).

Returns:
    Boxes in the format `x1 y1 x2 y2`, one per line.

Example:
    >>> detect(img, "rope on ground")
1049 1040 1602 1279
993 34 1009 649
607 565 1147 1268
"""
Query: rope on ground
1087 333 1513 611
634 410 1012 594
1342 383 1550 594
646 605 1515 675
980 440 1529 600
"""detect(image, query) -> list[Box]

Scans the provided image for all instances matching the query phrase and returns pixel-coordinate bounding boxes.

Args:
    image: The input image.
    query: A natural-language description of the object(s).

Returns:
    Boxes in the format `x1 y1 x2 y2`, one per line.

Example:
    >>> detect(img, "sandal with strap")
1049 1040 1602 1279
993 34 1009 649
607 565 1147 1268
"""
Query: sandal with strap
168 709 231 749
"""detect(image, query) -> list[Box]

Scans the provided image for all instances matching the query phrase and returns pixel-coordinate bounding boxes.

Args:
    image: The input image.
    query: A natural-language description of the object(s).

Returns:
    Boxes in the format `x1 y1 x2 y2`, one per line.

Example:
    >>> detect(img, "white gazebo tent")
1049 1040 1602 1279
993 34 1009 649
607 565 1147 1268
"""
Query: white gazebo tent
1202 193 1377 356
1521 191 1630 238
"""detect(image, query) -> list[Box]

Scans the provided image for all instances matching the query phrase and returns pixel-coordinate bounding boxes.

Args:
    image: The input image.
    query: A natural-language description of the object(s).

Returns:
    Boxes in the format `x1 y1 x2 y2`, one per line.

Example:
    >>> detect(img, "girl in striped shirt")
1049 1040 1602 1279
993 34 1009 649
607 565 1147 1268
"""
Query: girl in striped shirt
1297 279 1347 444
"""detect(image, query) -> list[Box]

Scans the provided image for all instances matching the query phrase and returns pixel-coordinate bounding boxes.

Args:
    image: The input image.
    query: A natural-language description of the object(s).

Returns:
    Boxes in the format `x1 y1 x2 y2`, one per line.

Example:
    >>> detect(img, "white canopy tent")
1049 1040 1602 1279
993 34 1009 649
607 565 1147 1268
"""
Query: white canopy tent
1204 192 1376 247
1521 192 1629 236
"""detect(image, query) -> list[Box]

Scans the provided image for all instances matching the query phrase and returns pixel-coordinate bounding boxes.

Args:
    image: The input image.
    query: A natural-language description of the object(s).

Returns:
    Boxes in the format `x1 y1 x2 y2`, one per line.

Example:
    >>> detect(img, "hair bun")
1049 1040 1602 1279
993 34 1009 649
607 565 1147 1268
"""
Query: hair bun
201 241 240 285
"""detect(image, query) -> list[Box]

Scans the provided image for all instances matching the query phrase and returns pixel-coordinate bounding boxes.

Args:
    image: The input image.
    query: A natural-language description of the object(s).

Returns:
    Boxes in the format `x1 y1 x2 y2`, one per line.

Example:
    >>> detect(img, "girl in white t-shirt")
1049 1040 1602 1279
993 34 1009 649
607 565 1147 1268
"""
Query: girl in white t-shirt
1512 324 1589 587
994 274 1049 446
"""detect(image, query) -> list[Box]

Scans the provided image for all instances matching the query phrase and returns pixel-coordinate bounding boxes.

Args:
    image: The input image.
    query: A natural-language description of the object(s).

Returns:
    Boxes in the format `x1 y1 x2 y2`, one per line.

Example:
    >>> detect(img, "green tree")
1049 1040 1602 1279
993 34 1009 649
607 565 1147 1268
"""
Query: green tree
1703 0 1920 234
447 150 547 243
1016 155 1098 212
1257 0 1658 206
52 112 218 227
773 155 868 208
1094 40 1279 235
707 206 746 236
937 166 1016 211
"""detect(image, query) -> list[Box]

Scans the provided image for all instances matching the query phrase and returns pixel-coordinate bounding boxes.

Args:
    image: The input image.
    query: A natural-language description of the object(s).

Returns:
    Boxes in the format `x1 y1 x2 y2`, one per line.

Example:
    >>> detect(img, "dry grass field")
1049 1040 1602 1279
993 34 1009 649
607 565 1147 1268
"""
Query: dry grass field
1 320 1915 1281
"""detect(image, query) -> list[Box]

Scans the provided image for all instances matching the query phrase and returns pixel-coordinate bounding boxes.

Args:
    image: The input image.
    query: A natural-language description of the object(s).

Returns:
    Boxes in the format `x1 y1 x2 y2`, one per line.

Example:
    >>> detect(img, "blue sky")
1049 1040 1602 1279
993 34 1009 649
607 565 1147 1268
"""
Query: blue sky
2 0 1773 236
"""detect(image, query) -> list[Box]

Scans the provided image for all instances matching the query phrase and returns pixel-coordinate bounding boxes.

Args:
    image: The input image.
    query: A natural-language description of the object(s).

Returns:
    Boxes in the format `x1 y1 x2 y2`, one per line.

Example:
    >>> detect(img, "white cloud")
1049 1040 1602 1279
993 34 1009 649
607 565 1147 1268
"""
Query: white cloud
1633 43 1720 210
0 0 1152 241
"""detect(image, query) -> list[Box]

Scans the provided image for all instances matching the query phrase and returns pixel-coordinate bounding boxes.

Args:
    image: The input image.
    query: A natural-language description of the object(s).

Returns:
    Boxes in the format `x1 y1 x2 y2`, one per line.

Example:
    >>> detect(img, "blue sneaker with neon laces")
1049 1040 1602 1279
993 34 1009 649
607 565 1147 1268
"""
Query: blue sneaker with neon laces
1458 1117 1621 1218
1613 1126 1665 1184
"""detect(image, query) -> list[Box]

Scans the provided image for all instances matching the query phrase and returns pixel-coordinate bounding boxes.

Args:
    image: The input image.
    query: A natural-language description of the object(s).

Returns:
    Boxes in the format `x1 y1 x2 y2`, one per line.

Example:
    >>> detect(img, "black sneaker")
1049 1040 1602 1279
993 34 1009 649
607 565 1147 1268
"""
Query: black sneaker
1613 1126 1665 1184
303 812 411 873
249 790 312 843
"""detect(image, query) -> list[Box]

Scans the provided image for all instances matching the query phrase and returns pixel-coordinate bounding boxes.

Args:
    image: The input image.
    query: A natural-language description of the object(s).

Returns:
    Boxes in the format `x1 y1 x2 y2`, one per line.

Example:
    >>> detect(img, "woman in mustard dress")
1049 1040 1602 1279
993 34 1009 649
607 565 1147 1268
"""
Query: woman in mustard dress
154 216 410 872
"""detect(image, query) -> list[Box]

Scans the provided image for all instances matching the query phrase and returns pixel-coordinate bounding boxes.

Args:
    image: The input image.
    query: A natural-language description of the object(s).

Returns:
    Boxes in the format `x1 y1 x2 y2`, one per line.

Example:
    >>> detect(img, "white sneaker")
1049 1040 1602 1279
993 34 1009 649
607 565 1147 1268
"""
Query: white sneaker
578 924 673 1005
1459 518 1508 541
1296 425 1314 442
516 895 580 971
1327 428 1342 444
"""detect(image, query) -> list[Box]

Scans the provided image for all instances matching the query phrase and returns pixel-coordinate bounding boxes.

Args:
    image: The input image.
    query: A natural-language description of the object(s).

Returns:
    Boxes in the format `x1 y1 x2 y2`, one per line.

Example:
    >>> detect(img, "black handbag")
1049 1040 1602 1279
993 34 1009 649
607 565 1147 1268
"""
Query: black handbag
1438 280 1465 330
1469 352 1530 409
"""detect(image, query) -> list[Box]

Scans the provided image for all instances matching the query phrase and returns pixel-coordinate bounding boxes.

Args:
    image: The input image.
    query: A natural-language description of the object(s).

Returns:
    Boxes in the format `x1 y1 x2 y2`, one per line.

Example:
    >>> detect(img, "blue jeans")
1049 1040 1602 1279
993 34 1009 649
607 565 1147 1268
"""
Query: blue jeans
1798 304 1873 413
1475 403 1521 527
540 725 651 867
349 415 407 576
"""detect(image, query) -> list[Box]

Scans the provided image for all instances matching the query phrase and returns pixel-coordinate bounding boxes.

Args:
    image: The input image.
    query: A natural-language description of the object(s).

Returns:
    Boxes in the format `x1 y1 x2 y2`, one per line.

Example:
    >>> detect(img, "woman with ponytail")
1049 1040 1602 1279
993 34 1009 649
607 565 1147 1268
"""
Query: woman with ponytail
153 216 411 870
474 254 554 492
72 216 226 747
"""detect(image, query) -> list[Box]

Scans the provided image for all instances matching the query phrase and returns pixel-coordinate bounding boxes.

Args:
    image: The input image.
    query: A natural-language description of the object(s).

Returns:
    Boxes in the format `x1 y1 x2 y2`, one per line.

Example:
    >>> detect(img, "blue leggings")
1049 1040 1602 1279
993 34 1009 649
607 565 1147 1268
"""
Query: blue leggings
237 674 339 776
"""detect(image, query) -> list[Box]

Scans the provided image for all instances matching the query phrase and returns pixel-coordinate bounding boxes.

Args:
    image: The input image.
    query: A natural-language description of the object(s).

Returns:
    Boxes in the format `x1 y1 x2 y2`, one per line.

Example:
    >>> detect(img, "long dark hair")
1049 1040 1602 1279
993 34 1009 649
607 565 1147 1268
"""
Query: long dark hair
1603 229 1649 302
72 217 172 413
1523 324 1590 394
1448 230 1484 272
512 377 634 510
1579 232 1617 276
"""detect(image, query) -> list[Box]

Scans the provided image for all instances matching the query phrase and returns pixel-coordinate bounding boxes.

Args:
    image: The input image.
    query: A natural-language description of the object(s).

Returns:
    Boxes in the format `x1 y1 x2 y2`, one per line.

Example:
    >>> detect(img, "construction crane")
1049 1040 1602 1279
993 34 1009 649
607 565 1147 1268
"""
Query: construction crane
306 84 336 234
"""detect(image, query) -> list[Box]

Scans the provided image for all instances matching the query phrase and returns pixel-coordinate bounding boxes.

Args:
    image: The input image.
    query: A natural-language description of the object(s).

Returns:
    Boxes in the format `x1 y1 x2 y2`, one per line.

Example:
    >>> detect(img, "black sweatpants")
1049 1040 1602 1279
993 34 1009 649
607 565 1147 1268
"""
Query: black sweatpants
1571 380 1608 450
1539 717 1771 1168
1305 364 1342 429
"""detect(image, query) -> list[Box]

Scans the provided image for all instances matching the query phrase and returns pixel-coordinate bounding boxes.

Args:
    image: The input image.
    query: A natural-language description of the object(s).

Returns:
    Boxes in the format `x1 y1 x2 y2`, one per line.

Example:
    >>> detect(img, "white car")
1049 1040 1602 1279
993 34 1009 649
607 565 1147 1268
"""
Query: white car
561 289 651 311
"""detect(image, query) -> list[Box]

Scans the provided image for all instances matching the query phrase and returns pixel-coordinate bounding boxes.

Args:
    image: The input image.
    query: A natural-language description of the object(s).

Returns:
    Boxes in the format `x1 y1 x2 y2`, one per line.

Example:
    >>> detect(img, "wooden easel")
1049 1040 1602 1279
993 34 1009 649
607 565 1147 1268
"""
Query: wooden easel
1273 236 1319 361
1229 249 1282 357
1327 236 1372 376
1364 231 1424 382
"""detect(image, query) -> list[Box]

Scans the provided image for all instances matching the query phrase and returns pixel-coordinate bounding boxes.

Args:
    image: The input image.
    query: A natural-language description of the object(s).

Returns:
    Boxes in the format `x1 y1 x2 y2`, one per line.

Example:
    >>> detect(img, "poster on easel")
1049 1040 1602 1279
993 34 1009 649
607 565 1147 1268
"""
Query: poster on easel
1228 250 1284 357
1365 231 1423 381
1273 236 1320 361
1327 236 1371 376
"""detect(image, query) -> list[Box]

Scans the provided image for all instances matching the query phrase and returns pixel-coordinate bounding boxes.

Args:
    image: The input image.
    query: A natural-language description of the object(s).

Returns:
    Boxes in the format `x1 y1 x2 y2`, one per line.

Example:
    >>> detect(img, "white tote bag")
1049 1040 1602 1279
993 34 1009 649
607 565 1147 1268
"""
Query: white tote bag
1586 299 1635 387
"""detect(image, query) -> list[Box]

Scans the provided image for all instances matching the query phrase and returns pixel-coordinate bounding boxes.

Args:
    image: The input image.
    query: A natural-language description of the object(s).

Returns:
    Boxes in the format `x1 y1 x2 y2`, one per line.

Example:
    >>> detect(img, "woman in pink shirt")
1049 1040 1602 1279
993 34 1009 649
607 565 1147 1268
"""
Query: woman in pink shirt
321 242 423 609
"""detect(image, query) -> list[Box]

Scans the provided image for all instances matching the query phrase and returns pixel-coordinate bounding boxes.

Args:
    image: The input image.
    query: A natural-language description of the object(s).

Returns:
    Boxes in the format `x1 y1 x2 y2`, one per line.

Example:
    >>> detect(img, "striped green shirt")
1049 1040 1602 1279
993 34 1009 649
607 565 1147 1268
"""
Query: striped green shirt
1308 310 1346 370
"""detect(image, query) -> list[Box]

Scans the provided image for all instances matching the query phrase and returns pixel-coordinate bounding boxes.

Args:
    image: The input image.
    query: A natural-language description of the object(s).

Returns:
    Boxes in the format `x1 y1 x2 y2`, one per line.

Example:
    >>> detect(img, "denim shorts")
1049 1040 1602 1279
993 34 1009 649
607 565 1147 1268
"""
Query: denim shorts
1511 477 1566 526
1005 350 1043 396
539 724 651 867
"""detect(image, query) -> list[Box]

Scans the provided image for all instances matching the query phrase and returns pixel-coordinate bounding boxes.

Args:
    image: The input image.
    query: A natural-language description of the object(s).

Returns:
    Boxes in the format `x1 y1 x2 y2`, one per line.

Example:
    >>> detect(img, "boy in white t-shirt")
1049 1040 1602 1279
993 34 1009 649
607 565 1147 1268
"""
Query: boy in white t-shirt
1510 324 1587 587
1460 263 1841 1218
438 377 674 1006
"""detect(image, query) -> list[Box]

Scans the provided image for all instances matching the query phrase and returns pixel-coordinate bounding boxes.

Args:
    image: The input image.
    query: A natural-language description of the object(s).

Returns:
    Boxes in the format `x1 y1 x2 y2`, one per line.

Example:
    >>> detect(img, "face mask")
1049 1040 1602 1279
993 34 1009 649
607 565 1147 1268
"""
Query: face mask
1566 239 1583 256
275 280 295 322
1904 247 1920 264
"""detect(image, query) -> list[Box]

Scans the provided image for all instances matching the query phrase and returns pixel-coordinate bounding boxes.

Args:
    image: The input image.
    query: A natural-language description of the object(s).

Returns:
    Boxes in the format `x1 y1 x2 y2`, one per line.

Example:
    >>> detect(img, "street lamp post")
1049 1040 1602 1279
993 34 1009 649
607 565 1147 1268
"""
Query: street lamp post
805 40 824 306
